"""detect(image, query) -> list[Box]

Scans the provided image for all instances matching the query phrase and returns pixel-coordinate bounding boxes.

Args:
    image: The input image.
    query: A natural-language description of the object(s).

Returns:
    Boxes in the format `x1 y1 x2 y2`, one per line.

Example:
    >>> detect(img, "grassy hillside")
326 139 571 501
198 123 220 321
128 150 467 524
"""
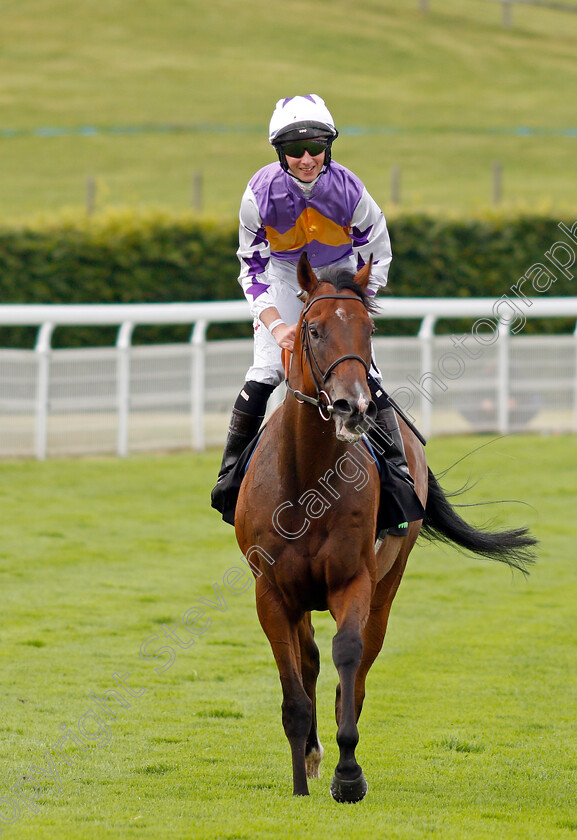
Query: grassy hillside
1 0 577 219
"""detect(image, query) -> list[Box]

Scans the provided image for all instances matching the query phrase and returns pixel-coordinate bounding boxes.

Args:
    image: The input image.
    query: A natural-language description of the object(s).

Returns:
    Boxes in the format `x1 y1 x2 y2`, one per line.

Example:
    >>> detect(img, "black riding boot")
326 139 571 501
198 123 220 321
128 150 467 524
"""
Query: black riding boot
370 405 416 538
373 406 415 485
210 381 274 517
367 375 422 538
215 407 264 484
210 408 264 514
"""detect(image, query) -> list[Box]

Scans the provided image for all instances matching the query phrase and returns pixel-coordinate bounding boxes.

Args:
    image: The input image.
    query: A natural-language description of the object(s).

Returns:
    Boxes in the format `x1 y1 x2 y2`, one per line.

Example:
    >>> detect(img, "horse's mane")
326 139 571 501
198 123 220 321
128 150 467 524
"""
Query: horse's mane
315 266 378 314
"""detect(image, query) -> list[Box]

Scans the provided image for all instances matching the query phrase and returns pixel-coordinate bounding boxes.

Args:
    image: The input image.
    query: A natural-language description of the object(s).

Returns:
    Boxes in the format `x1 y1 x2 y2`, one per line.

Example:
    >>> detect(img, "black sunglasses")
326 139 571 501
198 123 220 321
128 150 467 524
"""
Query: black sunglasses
280 139 330 158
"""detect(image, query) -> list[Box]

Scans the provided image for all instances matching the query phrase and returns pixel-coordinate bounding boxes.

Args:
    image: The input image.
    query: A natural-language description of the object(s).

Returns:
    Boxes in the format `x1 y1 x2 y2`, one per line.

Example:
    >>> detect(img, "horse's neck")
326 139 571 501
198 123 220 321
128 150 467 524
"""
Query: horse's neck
279 398 346 487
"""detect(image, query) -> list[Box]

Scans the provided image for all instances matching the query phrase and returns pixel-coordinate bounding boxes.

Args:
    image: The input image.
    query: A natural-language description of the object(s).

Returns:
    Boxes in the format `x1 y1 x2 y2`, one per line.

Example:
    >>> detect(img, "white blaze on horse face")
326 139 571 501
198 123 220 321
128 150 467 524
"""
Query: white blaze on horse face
335 307 354 322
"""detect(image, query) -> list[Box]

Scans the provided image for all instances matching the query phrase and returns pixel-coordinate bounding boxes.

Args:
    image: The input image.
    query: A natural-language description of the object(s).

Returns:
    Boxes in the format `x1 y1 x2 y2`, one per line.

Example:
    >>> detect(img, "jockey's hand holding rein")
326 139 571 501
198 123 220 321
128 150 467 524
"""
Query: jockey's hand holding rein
260 307 297 352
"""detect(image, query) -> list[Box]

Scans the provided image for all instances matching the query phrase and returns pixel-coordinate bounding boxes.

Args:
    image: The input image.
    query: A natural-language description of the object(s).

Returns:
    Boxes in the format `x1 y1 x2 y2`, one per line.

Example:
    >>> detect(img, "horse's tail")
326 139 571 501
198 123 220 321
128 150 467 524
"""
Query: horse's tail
420 468 537 575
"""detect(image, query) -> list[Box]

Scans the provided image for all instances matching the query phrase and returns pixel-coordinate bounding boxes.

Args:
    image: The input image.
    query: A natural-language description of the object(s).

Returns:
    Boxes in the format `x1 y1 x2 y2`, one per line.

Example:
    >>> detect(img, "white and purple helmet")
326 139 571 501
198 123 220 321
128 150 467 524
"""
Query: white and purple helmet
269 94 339 173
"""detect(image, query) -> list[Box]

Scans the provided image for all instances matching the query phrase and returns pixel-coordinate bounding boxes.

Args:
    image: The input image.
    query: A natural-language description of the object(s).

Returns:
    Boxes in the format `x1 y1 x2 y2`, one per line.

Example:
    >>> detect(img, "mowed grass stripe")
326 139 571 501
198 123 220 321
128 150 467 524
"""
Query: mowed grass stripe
1 0 577 217
0 435 576 839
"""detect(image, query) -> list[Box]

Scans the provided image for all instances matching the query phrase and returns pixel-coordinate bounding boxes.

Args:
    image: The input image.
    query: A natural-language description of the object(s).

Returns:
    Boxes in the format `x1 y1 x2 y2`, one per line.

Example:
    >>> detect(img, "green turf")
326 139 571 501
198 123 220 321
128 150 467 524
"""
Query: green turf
1 0 577 220
1 434 575 838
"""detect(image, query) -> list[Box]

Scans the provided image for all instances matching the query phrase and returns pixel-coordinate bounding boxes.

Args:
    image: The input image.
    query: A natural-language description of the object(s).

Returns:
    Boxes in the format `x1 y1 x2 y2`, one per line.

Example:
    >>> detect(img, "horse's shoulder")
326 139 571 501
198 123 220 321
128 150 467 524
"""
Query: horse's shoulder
250 405 284 462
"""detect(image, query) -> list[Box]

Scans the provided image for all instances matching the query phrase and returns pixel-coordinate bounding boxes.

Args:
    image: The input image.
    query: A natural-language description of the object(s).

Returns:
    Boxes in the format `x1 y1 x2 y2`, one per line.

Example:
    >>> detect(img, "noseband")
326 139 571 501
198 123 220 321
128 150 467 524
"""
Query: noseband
285 294 370 421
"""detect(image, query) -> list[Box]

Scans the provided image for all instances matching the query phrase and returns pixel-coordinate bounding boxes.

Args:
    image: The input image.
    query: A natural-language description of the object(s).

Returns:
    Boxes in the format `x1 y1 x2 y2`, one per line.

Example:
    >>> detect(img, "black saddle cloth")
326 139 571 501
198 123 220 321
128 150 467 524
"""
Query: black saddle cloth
211 428 425 534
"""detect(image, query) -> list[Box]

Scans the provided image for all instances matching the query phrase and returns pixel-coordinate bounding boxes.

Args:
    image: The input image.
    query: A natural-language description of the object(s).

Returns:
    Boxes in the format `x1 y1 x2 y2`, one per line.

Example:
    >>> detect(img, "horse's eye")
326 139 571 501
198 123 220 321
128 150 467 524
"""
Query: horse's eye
370 322 376 336
309 326 320 339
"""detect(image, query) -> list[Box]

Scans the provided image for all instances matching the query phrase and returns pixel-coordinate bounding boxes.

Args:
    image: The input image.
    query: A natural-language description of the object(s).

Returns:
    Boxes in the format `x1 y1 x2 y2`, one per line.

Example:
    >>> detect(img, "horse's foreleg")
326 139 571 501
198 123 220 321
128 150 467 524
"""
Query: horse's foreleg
328 571 372 803
298 613 324 778
256 580 312 796
355 540 414 720
333 539 405 724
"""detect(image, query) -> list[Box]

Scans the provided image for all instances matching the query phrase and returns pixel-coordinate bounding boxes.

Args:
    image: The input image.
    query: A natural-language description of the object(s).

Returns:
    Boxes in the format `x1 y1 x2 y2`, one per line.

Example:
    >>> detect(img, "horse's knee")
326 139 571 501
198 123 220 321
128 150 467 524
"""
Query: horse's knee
332 628 363 671
282 694 312 740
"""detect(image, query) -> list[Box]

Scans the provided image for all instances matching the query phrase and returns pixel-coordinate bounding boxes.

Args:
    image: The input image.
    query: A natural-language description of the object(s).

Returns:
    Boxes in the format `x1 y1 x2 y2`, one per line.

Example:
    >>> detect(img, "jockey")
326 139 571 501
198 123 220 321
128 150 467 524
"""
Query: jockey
211 94 423 535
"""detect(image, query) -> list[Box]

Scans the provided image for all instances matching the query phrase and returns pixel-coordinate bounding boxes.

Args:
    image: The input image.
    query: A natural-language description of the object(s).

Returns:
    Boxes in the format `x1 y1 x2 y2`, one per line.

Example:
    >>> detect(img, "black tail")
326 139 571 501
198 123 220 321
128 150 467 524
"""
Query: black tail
420 468 537 575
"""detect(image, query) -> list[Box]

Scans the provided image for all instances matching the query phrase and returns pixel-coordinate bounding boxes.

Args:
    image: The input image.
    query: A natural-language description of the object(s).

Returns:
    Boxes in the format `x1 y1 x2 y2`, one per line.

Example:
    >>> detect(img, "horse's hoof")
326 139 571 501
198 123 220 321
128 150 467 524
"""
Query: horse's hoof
330 771 368 803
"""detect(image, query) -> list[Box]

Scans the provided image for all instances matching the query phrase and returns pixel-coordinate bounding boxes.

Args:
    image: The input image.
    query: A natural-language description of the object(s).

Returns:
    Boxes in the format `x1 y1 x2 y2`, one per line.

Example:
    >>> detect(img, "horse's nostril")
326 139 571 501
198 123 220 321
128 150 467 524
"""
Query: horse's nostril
332 398 377 423
367 400 377 422
332 398 353 417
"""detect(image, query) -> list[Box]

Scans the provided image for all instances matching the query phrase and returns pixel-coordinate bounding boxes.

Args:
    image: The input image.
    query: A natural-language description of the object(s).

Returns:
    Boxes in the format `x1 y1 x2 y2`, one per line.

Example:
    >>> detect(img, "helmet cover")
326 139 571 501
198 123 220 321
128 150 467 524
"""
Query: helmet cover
268 95 337 144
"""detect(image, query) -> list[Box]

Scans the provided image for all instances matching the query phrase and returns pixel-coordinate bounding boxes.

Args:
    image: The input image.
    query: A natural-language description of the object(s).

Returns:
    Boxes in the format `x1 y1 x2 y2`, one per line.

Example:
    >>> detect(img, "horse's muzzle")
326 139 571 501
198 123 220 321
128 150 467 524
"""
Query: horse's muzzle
332 397 377 440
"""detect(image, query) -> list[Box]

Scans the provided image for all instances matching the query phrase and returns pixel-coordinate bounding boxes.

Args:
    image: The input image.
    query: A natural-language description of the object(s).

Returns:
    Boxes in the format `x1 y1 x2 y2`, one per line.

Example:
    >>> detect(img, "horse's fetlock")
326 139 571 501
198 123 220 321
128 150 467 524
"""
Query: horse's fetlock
336 728 359 754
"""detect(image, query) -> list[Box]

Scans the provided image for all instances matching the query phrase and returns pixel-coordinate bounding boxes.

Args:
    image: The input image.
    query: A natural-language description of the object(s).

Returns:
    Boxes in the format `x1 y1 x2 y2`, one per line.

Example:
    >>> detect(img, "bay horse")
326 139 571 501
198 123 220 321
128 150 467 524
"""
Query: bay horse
234 254 536 802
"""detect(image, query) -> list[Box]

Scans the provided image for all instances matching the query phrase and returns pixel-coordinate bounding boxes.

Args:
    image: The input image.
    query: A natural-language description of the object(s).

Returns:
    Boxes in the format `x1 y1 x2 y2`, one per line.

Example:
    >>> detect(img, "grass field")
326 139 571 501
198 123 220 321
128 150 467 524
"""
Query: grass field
1 434 576 839
1 0 577 220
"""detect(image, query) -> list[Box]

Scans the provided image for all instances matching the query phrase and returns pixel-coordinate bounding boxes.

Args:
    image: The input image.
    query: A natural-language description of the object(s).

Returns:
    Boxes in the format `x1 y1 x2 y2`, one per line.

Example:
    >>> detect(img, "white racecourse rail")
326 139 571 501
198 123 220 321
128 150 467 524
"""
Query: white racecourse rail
1 297 577 459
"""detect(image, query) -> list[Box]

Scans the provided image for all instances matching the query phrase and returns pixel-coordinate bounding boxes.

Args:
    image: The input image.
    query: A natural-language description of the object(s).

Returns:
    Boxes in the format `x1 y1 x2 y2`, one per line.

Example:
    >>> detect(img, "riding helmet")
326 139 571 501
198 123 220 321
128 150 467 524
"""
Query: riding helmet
269 94 339 174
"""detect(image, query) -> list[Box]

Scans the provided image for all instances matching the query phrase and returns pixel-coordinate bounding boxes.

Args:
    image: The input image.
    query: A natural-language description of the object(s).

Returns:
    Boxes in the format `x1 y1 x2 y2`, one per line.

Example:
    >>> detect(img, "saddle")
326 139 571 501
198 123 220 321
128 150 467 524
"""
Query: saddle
212 428 423 535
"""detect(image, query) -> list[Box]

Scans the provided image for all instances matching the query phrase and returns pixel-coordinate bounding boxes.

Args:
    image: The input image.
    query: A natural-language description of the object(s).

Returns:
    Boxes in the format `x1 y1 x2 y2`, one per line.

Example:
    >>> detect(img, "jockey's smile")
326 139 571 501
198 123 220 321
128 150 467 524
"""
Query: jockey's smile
284 144 326 183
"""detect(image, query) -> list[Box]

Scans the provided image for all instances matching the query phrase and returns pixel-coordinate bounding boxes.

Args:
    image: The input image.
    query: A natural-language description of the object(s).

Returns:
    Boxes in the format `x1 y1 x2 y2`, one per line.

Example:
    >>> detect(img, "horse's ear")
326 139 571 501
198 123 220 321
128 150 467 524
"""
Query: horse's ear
354 255 373 290
297 252 319 296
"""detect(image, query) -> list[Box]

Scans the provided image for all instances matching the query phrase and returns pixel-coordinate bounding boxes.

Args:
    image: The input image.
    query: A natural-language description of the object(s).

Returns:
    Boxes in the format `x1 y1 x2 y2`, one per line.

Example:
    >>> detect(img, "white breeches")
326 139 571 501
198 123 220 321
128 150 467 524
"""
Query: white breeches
244 268 382 387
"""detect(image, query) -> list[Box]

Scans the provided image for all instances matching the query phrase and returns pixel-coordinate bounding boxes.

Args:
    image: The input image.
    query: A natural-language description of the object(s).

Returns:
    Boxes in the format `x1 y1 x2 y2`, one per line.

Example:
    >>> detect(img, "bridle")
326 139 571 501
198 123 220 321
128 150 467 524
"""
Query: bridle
285 293 371 421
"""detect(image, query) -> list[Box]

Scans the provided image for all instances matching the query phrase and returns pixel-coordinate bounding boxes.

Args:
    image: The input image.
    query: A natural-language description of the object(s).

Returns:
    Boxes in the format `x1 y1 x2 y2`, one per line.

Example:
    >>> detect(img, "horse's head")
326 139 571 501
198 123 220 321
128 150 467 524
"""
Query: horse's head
294 253 377 442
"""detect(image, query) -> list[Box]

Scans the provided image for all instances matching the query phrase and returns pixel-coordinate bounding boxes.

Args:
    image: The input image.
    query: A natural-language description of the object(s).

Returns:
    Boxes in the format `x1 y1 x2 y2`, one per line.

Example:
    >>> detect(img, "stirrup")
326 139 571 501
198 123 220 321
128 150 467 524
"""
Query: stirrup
386 521 409 537
375 521 409 548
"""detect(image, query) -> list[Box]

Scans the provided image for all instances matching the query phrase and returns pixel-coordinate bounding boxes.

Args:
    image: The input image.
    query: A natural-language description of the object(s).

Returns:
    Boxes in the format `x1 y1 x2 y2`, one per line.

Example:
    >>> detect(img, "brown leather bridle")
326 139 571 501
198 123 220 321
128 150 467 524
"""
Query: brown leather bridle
285 293 371 421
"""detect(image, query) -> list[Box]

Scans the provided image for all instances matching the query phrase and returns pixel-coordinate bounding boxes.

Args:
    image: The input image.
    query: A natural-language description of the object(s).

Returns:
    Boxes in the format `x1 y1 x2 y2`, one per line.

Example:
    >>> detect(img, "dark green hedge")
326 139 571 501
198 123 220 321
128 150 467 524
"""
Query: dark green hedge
385 214 576 336
0 213 241 347
1 211 575 346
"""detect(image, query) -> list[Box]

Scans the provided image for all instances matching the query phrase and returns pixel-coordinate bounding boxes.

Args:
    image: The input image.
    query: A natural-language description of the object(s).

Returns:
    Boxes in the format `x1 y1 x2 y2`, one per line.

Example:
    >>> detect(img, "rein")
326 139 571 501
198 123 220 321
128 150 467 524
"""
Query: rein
285 293 370 421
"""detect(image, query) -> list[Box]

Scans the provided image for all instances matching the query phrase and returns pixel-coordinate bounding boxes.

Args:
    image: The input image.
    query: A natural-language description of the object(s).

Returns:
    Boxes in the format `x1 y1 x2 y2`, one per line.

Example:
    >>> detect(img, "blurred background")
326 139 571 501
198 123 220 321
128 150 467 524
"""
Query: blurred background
2 0 577 457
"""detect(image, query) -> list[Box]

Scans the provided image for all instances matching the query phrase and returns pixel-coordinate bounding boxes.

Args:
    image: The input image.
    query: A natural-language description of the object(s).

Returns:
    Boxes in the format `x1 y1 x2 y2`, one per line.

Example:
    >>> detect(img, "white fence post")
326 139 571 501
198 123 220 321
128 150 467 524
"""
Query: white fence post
34 322 54 461
1 298 577 457
192 172 203 213
573 319 577 433
497 319 510 434
116 321 134 457
191 320 208 451
418 314 437 439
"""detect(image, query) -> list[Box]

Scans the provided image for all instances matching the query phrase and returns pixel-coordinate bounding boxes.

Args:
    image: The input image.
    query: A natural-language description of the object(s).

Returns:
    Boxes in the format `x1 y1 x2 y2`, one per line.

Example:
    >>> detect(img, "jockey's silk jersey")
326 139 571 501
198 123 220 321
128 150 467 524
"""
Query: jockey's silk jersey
237 161 392 319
